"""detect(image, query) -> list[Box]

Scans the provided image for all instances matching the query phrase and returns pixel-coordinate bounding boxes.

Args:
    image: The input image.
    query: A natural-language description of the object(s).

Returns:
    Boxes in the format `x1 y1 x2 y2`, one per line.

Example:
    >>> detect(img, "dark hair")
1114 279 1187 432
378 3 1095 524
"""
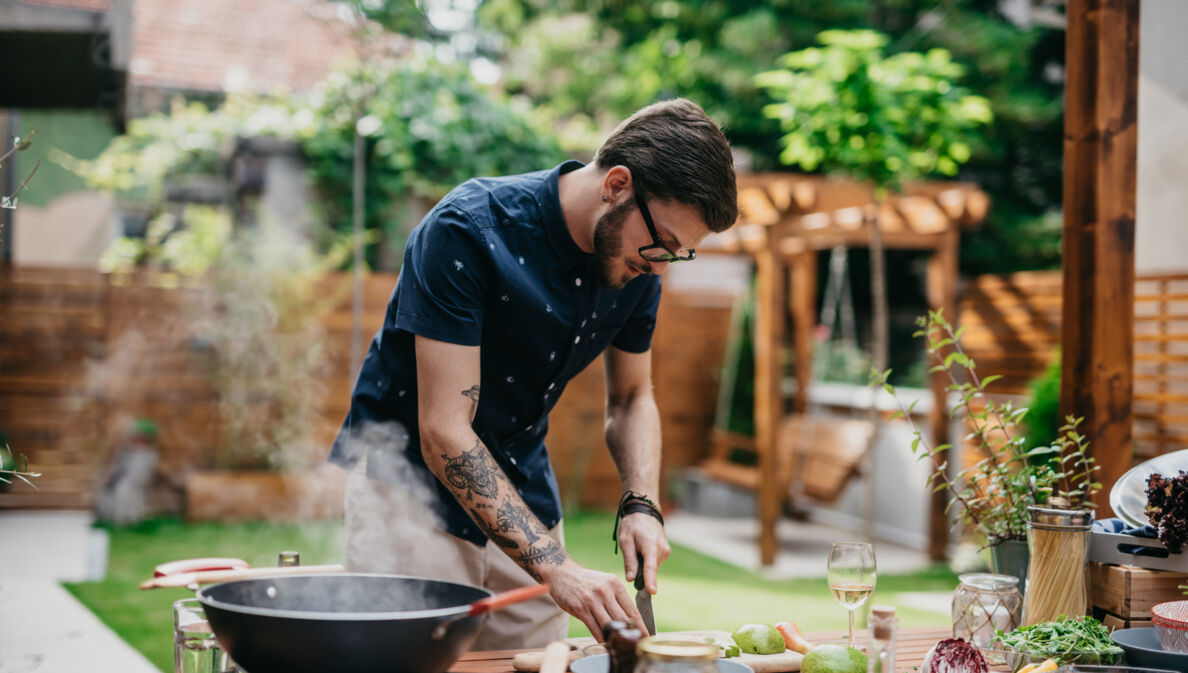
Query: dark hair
593 98 738 233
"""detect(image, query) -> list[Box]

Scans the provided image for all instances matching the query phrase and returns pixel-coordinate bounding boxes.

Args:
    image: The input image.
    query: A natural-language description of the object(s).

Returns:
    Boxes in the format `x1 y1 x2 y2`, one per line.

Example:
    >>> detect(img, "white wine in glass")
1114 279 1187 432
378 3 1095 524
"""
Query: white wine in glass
827 541 877 646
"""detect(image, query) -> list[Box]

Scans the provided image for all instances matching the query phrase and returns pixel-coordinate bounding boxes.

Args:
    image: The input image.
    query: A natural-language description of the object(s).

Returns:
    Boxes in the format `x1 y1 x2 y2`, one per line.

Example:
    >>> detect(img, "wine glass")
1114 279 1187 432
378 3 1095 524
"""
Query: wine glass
827 541 877 647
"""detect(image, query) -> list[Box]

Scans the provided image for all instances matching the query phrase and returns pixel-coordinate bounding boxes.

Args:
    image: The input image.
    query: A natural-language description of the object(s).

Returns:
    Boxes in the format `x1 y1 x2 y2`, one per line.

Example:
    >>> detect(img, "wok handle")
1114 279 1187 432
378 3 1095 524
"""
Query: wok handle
468 583 550 616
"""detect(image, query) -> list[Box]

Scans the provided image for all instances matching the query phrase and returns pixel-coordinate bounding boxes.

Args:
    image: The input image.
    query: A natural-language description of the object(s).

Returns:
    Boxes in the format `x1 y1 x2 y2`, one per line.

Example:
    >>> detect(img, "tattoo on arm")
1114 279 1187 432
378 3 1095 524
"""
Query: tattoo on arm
496 499 545 545
517 539 568 580
468 507 518 548
438 434 567 577
442 441 499 501
461 385 480 423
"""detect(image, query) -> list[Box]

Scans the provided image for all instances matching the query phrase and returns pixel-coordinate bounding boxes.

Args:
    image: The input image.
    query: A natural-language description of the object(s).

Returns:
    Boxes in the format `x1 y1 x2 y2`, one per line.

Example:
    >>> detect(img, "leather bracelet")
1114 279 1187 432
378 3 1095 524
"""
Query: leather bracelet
612 491 664 555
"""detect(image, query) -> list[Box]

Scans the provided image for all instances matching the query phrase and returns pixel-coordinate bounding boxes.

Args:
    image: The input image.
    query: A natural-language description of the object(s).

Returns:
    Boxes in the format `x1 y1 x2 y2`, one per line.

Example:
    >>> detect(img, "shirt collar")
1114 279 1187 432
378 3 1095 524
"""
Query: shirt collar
539 160 587 269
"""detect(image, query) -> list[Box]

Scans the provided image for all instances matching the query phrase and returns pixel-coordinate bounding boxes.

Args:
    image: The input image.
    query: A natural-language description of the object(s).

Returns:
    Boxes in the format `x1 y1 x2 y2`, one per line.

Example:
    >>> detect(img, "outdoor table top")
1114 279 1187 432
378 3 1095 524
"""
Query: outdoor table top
450 626 954 673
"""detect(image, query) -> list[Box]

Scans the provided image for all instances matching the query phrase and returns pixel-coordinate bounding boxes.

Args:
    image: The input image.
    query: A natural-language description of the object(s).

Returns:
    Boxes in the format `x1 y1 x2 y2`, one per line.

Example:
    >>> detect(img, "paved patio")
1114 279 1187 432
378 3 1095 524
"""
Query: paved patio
0 510 160 673
664 511 953 617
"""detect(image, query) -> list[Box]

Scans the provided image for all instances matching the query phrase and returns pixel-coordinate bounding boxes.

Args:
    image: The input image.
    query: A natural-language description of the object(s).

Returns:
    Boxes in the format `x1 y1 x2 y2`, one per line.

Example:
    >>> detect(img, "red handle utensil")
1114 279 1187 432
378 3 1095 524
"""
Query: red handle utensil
432 583 551 639
467 582 551 616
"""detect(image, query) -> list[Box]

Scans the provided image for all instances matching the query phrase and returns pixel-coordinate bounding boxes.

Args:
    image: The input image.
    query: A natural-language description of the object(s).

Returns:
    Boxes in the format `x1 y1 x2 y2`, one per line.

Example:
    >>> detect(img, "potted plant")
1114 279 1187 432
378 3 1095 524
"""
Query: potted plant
873 309 1101 593
0 441 41 494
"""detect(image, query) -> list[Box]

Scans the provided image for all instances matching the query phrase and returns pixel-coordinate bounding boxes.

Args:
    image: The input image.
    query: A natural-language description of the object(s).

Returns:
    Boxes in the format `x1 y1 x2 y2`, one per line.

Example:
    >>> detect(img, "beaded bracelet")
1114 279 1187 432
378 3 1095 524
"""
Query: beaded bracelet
611 490 664 555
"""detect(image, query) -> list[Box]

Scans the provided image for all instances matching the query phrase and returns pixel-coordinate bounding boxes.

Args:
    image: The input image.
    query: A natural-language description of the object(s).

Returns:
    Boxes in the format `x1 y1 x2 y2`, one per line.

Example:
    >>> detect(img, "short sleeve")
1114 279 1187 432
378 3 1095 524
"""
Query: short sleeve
394 206 491 346
610 276 662 353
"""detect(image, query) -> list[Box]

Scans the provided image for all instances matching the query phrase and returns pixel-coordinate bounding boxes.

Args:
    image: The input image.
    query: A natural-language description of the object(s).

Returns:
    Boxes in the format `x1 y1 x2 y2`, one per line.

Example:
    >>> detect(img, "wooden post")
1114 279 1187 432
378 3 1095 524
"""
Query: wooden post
925 230 958 560
1061 0 1139 516
790 248 817 415
754 235 786 566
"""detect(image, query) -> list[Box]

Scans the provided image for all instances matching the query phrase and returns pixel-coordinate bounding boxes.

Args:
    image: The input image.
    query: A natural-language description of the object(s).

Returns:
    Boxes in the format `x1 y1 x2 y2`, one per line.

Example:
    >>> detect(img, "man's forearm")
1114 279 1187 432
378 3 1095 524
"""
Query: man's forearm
426 436 569 581
604 390 662 498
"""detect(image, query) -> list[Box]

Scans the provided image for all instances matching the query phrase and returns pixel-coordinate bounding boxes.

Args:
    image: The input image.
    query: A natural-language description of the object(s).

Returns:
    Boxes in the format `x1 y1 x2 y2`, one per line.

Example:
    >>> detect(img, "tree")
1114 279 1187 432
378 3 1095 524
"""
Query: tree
468 0 1064 274
755 29 993 194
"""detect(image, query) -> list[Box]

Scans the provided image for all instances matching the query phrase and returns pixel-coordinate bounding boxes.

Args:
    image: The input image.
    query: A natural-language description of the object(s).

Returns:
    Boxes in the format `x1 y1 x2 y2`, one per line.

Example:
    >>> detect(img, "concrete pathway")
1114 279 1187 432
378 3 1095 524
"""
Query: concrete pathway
0 511 161 673
665 511 952 615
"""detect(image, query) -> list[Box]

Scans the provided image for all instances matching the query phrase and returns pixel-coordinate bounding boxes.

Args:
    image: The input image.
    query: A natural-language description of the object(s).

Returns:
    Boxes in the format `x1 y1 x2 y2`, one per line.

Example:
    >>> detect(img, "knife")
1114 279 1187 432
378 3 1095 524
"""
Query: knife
633 553 656 635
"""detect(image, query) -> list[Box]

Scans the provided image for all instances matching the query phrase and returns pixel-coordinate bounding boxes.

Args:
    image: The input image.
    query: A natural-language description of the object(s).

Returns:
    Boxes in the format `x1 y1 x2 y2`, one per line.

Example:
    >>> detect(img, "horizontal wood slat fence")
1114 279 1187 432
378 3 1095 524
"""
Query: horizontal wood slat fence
0 265 734 512
7 265 1185 514
957 270 1188 462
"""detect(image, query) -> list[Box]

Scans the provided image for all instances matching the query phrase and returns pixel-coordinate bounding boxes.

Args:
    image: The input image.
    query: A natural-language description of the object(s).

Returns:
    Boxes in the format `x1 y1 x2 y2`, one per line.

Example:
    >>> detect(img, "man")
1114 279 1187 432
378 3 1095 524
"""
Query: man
328 98 738 649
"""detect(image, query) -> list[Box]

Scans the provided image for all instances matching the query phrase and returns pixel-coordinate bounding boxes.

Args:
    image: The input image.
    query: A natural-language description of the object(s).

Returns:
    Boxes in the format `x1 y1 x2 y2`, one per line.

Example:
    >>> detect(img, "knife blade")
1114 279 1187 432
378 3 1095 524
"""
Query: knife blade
633 553 656 635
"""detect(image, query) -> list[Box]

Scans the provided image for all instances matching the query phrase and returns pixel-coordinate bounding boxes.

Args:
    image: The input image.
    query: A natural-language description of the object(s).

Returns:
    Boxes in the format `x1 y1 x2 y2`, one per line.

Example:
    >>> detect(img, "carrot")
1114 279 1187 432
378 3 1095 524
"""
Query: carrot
775 621 814 655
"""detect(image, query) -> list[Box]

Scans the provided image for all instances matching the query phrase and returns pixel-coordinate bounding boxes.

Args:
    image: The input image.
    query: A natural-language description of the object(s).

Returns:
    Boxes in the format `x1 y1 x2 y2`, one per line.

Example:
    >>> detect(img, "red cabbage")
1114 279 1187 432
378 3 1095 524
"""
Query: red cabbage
922 638 990 673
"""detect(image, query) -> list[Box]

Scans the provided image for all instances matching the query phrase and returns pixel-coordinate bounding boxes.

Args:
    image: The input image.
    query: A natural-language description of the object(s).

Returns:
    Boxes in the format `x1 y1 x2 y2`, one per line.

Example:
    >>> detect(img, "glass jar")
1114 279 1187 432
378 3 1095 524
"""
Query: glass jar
1021 506 1092 626
951 573 1022 648
634 638 718 673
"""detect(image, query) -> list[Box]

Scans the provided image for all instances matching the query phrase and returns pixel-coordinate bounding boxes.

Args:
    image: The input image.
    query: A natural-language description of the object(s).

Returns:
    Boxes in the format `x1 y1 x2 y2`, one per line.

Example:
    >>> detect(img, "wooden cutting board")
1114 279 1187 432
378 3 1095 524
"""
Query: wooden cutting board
511 630 803 673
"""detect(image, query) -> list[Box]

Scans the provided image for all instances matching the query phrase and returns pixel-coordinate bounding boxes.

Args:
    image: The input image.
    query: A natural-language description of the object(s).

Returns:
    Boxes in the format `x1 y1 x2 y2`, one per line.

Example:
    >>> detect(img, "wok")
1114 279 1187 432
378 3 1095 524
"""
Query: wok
197 573 548 673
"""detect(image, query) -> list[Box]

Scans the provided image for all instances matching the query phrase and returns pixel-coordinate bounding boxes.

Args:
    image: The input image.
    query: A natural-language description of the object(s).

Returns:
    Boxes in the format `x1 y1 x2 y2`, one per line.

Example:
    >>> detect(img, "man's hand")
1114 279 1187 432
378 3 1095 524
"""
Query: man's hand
544 558 646 641
615 511 670 594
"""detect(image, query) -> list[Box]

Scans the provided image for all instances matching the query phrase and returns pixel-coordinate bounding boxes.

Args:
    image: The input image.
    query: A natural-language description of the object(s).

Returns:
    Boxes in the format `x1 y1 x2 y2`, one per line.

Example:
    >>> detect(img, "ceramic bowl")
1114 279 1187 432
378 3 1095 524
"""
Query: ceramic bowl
1111 627 1188 671
1151 600 1188 654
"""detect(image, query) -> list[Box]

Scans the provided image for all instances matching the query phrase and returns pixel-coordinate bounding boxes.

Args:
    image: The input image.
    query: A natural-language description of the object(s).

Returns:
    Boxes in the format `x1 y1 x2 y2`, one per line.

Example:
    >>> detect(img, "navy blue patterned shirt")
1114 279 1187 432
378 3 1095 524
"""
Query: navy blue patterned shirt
328 161 662 546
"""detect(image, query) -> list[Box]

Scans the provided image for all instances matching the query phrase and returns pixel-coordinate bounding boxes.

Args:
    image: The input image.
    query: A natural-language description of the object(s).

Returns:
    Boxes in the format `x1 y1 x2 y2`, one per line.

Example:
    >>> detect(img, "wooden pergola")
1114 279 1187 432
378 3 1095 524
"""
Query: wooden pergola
700 174 989 565
694 0 1140 565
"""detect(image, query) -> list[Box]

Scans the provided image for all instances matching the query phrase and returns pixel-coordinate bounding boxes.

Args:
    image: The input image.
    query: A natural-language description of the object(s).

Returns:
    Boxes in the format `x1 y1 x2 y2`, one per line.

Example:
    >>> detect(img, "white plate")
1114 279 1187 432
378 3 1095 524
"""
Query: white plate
1109 449 1188 529
569 653 754 673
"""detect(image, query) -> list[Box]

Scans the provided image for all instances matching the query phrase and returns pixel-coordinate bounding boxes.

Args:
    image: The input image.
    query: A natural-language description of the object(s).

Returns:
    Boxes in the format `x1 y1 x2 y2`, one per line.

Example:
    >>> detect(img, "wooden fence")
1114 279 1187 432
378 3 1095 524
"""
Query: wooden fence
10 264 1185 513
957 270 1188 461
0 265 734 511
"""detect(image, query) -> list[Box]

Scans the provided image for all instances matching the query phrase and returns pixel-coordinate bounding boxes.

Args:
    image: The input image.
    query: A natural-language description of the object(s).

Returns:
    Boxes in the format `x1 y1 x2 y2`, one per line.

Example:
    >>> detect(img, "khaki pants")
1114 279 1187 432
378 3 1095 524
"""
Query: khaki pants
344 457 569 650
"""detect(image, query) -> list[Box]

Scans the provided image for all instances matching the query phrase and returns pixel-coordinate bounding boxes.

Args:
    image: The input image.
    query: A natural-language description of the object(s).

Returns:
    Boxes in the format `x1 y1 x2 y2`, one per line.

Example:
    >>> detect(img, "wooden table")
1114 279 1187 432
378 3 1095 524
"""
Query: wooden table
450 626 953 673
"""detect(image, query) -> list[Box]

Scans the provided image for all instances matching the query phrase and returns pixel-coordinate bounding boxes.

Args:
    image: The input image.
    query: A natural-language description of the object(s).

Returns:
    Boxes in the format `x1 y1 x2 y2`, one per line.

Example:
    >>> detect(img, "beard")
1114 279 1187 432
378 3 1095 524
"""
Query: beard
593 200 644 289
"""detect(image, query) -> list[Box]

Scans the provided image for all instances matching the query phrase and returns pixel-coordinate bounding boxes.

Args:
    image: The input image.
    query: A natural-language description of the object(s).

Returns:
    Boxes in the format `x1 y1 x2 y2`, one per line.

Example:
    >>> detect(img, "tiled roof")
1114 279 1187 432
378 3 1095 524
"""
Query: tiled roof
130 0 363 93
18 0 111 11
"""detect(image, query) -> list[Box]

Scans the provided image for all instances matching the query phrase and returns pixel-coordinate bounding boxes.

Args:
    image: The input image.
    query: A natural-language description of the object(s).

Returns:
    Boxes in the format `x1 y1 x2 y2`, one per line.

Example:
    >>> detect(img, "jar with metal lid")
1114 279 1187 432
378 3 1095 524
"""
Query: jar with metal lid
634 638 718 673
1022 505 1093 626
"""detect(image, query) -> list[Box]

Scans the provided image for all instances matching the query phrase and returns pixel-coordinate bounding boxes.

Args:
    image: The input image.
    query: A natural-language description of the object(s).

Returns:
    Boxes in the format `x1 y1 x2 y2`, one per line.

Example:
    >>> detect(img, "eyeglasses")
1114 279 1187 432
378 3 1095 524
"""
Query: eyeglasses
632 179 696 263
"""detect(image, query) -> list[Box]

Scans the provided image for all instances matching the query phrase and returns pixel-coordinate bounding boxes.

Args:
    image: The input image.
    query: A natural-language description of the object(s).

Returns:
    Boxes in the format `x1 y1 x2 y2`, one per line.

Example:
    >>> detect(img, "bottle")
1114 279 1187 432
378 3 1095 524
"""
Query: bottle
604 620 644 673
634 638 718 673
868 605 897 673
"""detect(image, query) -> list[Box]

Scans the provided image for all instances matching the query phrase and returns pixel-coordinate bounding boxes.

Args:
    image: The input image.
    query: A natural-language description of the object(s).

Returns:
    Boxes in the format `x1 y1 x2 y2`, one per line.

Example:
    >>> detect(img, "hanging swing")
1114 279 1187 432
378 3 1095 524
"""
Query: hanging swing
702 245 877 513
780 245 876 512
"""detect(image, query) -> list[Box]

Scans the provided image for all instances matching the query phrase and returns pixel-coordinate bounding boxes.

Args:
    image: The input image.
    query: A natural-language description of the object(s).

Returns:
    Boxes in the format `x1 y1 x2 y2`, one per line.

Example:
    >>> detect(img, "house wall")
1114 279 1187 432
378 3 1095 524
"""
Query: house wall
12 109 118 266
1136 0 1188 275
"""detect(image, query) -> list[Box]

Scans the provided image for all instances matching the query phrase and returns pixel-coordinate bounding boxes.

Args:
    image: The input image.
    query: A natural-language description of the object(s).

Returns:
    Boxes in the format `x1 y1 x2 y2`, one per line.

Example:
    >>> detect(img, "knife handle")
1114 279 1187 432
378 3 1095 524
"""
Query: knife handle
634 553 646 591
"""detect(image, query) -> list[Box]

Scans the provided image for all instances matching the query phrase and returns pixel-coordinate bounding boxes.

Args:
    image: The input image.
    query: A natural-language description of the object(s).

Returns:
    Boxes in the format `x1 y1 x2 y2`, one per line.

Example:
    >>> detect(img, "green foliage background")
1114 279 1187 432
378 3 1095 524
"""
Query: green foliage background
473 0 1065 274
65 57 565 270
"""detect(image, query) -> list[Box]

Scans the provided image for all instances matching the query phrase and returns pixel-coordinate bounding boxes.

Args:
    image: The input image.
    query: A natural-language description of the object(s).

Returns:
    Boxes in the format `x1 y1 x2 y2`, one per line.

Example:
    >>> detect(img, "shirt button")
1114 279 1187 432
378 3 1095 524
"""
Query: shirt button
574 336 580 344
548 382 555 390
509 456 517 465
574 278 582 286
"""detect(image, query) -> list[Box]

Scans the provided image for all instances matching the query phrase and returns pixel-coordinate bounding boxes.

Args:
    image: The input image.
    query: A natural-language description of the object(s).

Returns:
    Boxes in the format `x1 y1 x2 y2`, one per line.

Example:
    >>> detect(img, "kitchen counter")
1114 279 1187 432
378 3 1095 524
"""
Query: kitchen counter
449 626 955 672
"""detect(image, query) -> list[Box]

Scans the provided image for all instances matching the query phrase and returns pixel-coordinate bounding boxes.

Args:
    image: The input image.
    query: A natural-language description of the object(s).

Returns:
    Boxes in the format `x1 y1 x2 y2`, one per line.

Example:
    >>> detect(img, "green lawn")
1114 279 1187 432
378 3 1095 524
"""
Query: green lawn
64 511 955 673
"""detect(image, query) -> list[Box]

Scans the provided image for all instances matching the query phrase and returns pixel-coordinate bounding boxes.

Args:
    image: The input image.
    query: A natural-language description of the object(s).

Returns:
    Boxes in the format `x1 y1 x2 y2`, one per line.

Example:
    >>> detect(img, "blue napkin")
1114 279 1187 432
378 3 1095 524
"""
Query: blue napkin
1093 517 1167 556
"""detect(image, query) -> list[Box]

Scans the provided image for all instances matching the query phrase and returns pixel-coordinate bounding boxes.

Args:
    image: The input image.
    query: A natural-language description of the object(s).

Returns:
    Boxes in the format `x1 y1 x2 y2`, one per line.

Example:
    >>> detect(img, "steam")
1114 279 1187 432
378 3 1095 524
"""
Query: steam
341 420 450 578
85 206 356 521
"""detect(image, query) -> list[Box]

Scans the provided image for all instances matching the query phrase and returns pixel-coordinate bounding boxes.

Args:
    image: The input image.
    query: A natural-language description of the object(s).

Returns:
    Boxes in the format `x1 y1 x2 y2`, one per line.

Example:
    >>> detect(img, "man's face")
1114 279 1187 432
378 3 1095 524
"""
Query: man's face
593 193 709 290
